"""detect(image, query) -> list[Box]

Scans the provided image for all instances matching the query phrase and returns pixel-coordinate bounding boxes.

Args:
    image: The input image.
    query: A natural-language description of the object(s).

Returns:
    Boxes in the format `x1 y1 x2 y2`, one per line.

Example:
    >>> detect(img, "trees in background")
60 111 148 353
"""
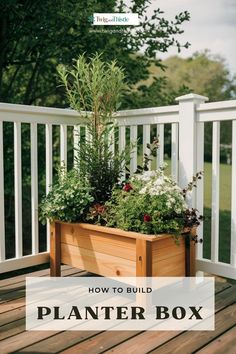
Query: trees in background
0 0 190 257
0 0 190 106
134 50 236 161
160 51 236 162
152 50 236 101
130 50 236 108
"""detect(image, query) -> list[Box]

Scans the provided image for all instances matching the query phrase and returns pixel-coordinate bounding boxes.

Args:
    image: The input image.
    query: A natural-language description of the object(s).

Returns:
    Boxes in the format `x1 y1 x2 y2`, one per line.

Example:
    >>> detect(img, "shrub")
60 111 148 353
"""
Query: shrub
39 168 94 223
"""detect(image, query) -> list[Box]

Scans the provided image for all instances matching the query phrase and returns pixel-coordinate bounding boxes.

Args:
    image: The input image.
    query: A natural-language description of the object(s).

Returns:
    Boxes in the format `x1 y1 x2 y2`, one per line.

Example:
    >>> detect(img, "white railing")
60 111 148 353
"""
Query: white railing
0 93 236 279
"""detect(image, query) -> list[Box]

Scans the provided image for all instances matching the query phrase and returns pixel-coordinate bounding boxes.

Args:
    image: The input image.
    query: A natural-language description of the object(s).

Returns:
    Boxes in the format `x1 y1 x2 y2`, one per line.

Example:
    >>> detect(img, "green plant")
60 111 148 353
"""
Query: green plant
39 168 94 223
105 169 203 235
78 126 127 203
58 53 128 203
57 53 125 128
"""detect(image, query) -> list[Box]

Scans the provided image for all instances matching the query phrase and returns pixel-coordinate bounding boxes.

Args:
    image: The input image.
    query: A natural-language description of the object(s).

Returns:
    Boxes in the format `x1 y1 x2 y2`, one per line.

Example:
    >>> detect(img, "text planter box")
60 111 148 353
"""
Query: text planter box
26 277 214 331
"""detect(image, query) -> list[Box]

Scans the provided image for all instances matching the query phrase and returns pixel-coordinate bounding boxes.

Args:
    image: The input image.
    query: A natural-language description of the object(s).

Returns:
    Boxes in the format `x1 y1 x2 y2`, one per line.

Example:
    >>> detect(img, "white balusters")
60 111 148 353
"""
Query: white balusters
171 123 179 181
45 124 53 251
156 124 164 168
143 125 150 169
31 123 39 254
73 125 80 168
14 122 22 258
231 120 236 266
196 122 205 260
130 125 137 174
119 126 126 180
60 125 67 169
211 121 220 263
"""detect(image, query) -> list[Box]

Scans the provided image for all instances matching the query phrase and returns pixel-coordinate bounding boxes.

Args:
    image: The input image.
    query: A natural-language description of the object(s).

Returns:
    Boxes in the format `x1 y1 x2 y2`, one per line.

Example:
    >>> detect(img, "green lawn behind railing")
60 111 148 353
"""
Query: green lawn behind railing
203 162 231 264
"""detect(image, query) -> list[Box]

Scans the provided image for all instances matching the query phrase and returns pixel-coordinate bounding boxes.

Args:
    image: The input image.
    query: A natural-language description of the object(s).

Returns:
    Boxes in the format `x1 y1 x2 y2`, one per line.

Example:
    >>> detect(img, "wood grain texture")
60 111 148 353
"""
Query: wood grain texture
61 243 136 277
152 252 185 276
152 237 185 276
195 325 236 354
55 223 196 278
60 331 139 354
61 224 136 261
59 222 173 242
150 303 236 354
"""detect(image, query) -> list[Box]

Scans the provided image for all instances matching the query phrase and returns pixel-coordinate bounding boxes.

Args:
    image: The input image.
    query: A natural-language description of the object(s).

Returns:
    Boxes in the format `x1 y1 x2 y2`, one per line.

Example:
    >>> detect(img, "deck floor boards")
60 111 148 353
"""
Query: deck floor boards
0 267 235 354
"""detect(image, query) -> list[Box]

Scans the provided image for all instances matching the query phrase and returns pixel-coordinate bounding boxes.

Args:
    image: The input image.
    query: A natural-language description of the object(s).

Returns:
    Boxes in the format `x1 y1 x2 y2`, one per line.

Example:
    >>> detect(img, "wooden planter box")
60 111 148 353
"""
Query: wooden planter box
50 222 196 277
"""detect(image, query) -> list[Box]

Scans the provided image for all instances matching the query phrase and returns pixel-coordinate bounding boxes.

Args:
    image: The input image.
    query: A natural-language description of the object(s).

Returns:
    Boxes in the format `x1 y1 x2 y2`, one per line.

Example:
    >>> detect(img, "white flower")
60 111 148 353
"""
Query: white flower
132 167 186 211
133 170 157 182
139 186 147 194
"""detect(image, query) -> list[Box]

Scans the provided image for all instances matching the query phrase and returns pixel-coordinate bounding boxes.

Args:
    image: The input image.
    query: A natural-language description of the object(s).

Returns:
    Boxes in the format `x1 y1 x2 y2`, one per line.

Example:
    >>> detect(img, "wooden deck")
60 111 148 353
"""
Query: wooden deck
0 266 236 354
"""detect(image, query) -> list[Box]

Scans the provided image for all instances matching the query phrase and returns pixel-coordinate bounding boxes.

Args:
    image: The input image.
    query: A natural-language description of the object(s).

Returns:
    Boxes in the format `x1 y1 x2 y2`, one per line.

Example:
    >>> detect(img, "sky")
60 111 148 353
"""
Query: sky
147 0 236 75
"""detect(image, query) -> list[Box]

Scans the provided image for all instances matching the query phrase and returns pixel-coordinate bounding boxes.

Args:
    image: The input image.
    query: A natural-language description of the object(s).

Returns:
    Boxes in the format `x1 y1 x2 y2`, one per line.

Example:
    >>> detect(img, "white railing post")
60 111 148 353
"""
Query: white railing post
176 94 208 269
176 94 208 205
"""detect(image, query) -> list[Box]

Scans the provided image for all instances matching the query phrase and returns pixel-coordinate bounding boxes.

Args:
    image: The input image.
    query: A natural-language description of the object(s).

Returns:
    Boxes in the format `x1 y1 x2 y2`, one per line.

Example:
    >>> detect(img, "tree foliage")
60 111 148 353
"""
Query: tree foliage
158 50 236 101
0 0 190 106
0 0 190 256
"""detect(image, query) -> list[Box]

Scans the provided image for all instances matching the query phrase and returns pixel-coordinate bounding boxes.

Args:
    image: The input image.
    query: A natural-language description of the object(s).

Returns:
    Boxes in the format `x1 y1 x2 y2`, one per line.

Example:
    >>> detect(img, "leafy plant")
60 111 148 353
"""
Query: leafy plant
105 169 203 235
39 168 94 223
57 53 125 128
58 53 128 203
78 126 127 203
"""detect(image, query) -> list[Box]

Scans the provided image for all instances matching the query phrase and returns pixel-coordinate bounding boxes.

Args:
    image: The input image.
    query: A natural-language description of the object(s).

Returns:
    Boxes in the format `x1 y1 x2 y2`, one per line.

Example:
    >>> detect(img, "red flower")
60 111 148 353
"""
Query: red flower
123 183 133 192
143 214 152 222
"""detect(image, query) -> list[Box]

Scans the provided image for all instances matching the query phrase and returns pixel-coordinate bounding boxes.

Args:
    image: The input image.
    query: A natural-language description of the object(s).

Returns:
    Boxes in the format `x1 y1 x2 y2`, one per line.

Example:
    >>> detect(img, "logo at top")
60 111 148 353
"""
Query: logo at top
88 15 94 24
88 13 139 26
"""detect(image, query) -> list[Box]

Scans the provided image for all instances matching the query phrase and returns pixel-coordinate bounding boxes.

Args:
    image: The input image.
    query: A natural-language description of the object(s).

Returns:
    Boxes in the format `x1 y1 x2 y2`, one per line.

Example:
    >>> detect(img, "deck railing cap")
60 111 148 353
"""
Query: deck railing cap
175 93 209 103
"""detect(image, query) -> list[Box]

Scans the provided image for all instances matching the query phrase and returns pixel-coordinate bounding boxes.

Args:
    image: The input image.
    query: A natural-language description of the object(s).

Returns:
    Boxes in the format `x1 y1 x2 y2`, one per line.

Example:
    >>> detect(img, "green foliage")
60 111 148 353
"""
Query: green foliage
39 168 94 224
1 1 190 252
78 125 126 203
106 189 185 234
130 51 236 161
125 50 236 110
57 53 125 118
0 0 190 106
106 170 191 234
122 74 191 109
58 53 127 203
161 51 236 101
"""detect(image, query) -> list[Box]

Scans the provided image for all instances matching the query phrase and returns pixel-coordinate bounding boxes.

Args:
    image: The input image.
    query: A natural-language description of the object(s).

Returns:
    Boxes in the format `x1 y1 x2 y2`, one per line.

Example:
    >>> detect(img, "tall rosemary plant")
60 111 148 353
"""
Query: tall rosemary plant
58 53 126 203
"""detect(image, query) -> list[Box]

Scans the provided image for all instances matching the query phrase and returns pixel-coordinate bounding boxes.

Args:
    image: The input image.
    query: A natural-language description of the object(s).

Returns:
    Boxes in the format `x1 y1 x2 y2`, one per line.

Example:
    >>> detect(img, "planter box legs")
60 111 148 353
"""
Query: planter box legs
50 223 61 277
